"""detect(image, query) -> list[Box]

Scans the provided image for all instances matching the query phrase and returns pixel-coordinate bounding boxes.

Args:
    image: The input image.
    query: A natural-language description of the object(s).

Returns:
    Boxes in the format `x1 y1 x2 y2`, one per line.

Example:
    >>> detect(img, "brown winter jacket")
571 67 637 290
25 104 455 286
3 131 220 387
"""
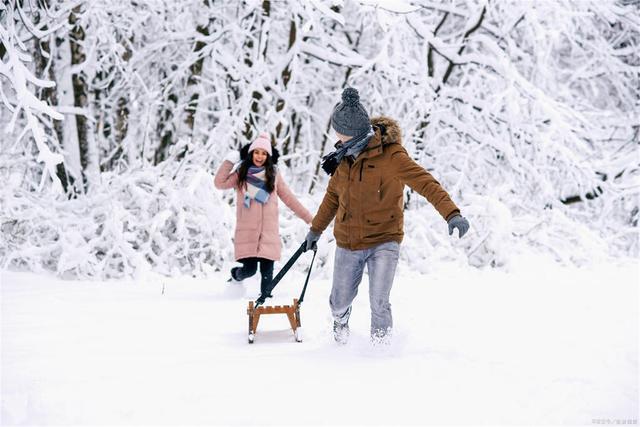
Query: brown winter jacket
310 116 460 250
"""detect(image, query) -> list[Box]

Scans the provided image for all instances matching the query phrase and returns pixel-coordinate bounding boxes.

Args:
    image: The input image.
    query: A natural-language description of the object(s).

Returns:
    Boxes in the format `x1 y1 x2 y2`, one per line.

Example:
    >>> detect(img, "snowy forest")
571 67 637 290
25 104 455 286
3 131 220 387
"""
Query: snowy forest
1 0 639 279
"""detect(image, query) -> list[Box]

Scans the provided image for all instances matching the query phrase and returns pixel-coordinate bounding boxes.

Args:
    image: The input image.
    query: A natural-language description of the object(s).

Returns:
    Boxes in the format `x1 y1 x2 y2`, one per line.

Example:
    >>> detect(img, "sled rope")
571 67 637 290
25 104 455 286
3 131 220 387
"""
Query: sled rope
254 242 317 308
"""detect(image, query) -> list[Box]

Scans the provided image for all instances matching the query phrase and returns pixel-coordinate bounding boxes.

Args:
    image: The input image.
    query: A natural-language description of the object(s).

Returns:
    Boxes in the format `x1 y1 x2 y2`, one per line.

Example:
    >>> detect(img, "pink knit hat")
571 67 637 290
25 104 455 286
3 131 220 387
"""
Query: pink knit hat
248 132 272 156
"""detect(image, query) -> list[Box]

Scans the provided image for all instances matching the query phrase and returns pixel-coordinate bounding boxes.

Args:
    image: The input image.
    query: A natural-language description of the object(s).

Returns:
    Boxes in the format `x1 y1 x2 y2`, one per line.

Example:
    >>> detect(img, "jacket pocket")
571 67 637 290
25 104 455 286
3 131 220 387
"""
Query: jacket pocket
362 209 397 240
360 164 381 202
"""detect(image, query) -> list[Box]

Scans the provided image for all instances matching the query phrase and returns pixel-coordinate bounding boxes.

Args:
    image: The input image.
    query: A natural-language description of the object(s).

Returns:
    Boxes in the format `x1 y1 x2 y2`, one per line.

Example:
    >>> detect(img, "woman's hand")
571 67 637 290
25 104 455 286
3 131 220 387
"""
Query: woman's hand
223 150 240 164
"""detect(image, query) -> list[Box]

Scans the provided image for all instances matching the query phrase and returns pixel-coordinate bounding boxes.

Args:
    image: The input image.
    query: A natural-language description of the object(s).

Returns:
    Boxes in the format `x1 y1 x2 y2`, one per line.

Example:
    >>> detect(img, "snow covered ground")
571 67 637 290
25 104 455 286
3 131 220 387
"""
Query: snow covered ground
1 254 638 426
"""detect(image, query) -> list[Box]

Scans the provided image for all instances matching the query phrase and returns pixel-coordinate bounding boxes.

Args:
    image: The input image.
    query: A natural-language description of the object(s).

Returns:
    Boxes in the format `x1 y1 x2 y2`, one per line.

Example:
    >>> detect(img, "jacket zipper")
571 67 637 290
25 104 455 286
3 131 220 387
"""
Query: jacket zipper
257 203 264 253
346 164 352 248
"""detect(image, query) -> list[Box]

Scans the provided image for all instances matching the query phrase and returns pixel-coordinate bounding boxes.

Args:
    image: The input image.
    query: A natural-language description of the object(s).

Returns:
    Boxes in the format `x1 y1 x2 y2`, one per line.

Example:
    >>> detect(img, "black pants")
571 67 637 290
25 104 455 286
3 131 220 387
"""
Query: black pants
235 257 274 295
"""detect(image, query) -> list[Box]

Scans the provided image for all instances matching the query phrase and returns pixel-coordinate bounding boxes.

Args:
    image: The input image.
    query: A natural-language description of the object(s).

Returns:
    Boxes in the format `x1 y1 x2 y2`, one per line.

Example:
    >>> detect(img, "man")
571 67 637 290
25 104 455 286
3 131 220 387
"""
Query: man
305 87 470 344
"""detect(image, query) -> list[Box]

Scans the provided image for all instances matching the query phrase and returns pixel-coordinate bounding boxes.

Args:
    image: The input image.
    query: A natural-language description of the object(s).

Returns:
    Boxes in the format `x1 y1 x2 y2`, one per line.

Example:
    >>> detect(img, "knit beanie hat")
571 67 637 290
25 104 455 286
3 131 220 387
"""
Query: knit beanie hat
331 87 371 137
248 132 272 156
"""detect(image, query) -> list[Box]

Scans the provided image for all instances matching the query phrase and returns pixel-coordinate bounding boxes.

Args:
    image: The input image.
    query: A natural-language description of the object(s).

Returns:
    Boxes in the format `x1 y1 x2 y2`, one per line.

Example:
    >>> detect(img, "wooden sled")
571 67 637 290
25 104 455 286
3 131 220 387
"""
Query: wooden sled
245 242 316 344
247 298 302 344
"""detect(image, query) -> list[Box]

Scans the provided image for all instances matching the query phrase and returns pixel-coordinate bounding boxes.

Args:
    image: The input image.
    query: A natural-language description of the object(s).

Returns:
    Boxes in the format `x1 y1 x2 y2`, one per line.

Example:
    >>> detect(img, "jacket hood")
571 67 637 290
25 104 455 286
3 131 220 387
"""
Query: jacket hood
371 116 402 146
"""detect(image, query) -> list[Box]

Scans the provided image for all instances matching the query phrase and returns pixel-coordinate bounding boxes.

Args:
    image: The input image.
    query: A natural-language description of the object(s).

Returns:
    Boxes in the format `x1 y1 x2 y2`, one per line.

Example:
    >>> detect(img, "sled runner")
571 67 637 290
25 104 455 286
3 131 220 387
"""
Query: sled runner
246 242 317 344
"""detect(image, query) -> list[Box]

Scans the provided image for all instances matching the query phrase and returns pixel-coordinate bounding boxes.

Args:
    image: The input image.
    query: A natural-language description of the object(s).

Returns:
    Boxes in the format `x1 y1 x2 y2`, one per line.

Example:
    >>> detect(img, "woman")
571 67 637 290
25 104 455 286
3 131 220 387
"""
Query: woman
214 132 313 299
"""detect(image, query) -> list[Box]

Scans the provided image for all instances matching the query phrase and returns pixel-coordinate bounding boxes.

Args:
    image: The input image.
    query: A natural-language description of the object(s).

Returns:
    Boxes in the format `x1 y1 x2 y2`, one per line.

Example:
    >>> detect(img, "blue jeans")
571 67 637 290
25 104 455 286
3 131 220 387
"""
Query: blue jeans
330 241 400 336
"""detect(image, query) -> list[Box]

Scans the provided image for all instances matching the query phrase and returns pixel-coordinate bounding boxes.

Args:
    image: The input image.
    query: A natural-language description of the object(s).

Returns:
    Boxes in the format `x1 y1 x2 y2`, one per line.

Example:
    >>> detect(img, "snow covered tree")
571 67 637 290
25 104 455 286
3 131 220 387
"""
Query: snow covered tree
1 0 637 278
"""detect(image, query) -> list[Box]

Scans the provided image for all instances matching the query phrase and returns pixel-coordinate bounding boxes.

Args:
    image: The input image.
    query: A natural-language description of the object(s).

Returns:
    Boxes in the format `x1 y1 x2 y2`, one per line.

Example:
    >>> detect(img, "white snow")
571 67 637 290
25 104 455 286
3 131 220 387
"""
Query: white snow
1 2 638 424
2 254 638 425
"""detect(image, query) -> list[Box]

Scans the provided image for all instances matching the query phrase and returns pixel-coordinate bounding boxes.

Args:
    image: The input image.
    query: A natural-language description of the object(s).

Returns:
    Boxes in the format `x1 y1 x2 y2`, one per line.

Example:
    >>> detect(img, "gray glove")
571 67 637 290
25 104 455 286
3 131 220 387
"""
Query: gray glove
447 214 470 238
304 230 320 252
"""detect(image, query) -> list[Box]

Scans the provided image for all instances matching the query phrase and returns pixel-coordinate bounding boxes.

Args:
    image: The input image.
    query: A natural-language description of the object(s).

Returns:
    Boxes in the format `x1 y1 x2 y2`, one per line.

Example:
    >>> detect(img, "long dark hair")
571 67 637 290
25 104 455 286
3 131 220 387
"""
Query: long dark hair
236 144 279 193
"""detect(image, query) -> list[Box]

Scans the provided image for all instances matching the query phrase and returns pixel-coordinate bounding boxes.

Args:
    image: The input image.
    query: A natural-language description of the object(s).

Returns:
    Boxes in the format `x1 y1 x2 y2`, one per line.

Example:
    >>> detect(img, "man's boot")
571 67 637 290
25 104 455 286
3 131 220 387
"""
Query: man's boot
333 321 350 345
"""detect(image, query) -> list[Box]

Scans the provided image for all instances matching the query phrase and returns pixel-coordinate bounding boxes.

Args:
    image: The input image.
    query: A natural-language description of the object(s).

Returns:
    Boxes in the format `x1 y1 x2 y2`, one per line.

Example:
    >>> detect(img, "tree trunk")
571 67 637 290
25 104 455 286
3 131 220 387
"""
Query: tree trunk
96 37 132 173
242 1 270 142
154 90 178 165
416 7 486 143
275 15 298 168
35 38 78 195
52 33 84 190
184 23 211 137
69 5 98 190
309 8 361 191
30 2 77 195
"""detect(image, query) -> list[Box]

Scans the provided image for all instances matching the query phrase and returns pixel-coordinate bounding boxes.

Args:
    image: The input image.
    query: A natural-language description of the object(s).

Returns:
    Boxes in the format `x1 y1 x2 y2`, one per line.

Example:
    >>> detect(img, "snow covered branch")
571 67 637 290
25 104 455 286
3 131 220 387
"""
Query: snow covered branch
1 0 65 193
1 0 637 278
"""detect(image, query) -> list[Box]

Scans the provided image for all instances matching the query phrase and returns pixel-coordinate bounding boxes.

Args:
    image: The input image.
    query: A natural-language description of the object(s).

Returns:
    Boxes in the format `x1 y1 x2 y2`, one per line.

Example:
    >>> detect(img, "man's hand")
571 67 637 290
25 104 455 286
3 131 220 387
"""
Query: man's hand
304 230 321 252
447 214 470 238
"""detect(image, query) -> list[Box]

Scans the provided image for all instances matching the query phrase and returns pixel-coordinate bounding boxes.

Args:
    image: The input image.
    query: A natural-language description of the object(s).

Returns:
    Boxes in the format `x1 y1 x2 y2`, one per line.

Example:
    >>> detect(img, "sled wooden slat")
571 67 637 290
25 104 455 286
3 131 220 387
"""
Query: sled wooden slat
247 298 302 344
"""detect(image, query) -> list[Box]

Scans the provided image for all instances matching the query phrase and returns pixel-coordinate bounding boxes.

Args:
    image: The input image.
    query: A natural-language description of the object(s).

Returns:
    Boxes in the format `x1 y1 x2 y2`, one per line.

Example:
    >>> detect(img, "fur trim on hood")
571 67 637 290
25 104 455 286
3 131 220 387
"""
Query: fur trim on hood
371 116 402 146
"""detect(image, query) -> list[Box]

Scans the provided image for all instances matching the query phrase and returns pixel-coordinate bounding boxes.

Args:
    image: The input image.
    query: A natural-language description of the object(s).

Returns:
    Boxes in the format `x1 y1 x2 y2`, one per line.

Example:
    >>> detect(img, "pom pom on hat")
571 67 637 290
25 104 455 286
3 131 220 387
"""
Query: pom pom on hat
341 87 360 107
331 87 370 137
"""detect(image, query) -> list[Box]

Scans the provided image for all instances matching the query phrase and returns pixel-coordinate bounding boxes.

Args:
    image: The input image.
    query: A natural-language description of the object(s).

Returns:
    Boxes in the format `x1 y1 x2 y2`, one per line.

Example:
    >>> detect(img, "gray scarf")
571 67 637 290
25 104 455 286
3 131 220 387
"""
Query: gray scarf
320 126 375 176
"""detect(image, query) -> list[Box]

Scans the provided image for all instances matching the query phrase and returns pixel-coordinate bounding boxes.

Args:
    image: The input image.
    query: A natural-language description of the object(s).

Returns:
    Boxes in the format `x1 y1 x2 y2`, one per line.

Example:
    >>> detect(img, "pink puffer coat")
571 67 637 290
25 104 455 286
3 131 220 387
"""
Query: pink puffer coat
214 160 313 261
